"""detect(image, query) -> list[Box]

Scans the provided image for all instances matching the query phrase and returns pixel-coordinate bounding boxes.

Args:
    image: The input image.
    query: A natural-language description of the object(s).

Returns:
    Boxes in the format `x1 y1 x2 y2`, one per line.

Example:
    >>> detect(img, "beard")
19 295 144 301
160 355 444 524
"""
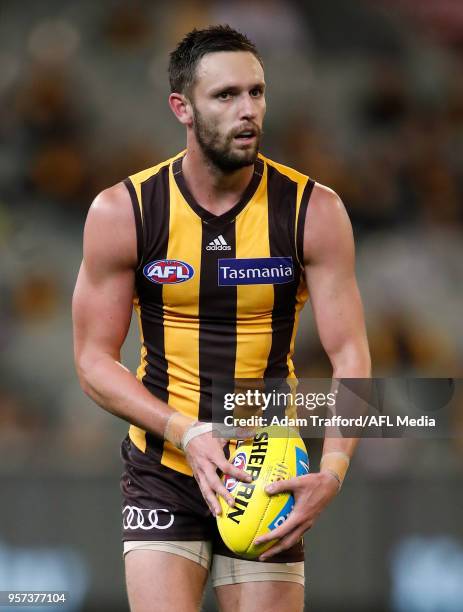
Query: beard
192 106 261 172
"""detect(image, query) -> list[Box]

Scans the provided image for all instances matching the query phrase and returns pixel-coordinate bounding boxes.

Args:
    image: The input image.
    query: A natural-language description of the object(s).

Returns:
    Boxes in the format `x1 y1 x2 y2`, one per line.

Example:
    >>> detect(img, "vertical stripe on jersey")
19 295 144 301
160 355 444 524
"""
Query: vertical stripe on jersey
234 161 273 379
289 275 309 375
161 167 203 474
264 164 300 381
130 166 170 458
130 296 148 452
124 178 143 265
198 219 237 422
291 177 313 383
296 179 315 267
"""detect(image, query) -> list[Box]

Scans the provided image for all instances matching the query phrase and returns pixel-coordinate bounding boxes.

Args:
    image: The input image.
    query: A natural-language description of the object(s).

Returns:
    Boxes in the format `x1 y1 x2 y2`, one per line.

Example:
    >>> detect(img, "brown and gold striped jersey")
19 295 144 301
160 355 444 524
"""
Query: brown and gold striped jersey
124 151 314 475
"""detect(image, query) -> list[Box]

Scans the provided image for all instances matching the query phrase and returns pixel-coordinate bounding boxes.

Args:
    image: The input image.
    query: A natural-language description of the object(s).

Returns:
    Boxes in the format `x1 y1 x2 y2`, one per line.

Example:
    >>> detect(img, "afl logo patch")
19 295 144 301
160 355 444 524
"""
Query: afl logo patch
143 259 195 284
224 452 247 492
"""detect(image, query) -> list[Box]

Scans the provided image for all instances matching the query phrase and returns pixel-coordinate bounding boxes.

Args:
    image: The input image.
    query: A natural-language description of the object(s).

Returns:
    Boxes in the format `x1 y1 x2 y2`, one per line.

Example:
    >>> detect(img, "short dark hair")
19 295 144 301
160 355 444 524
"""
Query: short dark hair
168 25 263 95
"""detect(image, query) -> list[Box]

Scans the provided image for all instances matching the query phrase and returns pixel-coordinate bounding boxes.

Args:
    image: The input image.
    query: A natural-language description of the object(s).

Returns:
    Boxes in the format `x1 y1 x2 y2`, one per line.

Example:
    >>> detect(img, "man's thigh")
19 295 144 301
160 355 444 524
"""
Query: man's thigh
125 549 209 612
215 581 304 612
212 555 305 612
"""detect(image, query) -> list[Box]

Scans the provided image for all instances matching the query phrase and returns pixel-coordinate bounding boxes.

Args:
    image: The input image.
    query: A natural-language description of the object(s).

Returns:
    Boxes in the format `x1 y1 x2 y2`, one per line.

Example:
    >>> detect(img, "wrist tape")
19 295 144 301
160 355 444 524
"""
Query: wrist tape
181 422 214 451
320 451 350 489
164 413 214 452
164 412 195 450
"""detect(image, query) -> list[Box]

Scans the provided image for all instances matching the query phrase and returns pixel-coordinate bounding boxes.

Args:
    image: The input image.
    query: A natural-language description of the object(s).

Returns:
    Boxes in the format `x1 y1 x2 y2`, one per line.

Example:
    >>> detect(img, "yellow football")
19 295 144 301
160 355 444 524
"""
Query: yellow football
216 426 309 559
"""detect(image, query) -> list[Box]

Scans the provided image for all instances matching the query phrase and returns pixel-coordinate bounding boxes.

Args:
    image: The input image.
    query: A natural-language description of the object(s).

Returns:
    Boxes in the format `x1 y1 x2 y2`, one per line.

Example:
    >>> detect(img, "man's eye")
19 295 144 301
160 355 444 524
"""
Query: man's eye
218 92 231 100
251 89 263 97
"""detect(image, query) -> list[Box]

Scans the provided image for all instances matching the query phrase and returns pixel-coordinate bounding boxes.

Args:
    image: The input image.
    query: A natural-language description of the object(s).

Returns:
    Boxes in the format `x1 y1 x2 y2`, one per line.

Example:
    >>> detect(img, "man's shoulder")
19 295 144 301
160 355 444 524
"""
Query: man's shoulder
85 182 138 269
127 150 185 187
259 154 343 216
259 153 311 186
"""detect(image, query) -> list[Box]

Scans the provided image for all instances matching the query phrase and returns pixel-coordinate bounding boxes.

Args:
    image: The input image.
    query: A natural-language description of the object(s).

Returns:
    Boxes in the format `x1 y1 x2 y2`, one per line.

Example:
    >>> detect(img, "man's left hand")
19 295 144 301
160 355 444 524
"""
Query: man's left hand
254 472 340 561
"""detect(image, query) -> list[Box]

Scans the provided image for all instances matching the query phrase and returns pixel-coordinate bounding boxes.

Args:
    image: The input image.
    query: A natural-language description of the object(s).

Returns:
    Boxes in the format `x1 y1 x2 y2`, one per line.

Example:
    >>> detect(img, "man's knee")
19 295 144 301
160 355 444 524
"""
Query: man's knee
212 555 305 612
215 580 304 612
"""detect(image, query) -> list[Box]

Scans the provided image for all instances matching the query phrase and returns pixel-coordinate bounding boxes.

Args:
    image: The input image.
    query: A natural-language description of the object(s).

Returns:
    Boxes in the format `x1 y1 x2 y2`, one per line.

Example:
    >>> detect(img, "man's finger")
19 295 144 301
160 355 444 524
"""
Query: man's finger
197 472 222 517
253 512 301 545
204 488 222 517
259 530 303 561
264 476 300 496
218 460 252 483
204 469 235 507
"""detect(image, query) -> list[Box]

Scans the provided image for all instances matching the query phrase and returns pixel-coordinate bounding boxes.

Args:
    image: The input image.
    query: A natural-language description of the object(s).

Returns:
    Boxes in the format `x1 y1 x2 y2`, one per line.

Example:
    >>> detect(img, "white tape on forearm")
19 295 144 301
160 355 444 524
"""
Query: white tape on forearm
320 451 350 488
164 412 195 450
181 422 213 451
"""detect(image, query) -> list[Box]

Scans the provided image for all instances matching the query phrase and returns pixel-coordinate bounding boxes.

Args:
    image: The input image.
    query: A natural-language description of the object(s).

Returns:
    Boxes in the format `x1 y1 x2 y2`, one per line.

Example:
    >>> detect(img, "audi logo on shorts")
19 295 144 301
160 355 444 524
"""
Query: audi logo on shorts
123 505 175 530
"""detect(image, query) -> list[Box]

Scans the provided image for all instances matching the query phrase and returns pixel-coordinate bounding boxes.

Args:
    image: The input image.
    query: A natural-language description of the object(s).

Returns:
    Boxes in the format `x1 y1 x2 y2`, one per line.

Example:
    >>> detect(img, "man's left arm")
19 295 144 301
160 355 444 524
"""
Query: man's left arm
255 183 371 560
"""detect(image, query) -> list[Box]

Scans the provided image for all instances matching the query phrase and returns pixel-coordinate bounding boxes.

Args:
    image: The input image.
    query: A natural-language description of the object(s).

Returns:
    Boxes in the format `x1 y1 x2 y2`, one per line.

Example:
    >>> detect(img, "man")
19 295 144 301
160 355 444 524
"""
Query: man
73 25 370 612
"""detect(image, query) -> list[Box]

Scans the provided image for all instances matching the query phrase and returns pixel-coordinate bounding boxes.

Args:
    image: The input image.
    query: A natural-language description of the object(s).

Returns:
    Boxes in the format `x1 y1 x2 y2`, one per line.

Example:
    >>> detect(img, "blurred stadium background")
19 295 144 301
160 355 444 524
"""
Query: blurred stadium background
0 1 462 610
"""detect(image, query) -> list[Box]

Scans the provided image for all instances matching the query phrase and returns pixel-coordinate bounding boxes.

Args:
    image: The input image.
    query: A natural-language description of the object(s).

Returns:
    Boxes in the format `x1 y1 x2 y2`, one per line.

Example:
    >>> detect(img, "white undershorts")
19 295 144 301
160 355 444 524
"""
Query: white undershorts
123 540 305 587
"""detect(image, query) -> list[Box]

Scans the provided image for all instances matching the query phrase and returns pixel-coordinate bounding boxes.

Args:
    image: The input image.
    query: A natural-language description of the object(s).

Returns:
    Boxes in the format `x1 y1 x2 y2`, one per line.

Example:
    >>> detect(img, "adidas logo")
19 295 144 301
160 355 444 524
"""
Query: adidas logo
206 235 231 251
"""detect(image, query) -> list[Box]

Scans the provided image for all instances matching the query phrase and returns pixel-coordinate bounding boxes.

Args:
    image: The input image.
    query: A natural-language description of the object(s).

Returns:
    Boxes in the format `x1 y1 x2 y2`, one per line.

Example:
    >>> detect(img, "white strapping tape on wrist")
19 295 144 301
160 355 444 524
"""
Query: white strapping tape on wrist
181 422 214 451
320 451 350 488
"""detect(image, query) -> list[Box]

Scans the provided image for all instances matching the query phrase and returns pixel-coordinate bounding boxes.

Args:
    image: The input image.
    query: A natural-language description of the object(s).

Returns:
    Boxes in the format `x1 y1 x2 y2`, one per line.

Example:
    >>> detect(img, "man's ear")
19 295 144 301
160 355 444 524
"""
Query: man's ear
169 93 194 126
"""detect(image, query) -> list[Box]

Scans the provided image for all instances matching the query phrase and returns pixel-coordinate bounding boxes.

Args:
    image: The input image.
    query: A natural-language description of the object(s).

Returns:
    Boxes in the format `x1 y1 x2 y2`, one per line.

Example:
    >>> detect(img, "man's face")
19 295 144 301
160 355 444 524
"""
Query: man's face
188 51 266 172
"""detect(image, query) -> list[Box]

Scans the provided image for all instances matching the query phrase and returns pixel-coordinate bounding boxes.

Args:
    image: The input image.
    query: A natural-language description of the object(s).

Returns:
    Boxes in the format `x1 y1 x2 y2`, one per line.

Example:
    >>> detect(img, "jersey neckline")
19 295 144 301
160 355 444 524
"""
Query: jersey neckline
171 155 264 226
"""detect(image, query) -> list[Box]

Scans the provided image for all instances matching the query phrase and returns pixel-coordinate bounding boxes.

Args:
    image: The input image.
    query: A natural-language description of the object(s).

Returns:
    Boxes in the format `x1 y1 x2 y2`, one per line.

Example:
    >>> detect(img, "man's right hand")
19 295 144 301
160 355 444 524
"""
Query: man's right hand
184 431 252 517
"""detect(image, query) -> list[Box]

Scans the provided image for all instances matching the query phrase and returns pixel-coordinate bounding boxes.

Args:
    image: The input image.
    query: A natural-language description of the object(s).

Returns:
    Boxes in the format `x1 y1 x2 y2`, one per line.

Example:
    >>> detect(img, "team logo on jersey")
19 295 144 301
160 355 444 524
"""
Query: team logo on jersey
223 452 247 492
143 259 194 284
218 257 294 286
206 234 231 251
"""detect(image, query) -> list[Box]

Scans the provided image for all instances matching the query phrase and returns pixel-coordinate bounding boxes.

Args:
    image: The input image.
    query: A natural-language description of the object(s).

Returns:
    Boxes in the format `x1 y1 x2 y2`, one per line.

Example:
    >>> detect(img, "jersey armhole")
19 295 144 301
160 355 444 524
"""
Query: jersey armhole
123 178 144 269
295 179 315 268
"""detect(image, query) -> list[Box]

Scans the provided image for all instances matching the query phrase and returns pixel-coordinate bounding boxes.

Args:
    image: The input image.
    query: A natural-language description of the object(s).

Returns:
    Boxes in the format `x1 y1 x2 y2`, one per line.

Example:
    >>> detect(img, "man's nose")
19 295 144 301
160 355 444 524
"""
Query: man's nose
238 94 257 120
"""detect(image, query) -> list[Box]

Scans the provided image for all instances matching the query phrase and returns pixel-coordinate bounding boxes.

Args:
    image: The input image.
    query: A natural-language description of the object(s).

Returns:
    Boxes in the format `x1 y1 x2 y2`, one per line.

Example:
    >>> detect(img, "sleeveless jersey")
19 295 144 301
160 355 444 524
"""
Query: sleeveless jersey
124 151 315 475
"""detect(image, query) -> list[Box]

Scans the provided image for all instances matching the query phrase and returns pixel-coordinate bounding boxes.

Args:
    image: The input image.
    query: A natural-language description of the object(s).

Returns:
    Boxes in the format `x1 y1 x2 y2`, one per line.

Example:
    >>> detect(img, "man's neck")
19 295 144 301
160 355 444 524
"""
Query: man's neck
181 144 255 216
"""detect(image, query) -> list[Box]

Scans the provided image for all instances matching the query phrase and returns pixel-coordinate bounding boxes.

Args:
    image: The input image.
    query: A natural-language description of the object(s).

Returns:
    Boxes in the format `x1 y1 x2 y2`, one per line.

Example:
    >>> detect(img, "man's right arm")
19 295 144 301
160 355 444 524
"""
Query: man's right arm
72 182 174 435
72 183 248 513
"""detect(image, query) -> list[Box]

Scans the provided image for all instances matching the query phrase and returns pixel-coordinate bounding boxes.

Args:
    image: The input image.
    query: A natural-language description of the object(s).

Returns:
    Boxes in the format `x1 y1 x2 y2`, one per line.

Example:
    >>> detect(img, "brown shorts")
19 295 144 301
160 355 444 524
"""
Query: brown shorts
120 435 304 563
